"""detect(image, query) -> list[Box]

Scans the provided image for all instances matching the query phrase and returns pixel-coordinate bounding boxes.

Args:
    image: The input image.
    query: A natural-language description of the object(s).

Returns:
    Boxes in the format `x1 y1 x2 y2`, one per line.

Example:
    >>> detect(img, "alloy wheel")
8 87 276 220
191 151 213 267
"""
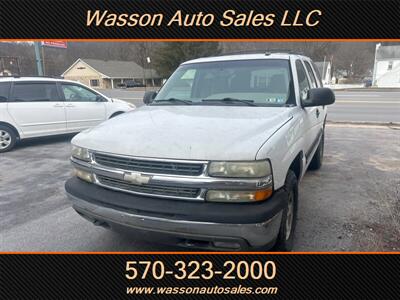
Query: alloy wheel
0 130 11 150
285 191 294 240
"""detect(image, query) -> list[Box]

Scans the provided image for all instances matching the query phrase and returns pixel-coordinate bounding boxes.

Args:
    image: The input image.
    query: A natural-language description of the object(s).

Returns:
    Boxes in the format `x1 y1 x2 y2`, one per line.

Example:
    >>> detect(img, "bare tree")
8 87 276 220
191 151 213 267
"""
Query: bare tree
0 41 380 79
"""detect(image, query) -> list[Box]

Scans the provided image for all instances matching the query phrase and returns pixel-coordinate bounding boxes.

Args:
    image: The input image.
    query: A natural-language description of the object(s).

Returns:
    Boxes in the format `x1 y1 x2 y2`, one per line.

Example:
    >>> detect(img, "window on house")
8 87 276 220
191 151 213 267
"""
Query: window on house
388 61 393 71
90 79 99 87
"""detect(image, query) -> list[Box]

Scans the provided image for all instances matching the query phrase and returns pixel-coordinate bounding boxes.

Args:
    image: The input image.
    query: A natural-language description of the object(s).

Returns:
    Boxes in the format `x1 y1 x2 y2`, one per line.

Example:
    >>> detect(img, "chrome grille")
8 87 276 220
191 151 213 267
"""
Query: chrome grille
96 175 201 199
93 153 204 176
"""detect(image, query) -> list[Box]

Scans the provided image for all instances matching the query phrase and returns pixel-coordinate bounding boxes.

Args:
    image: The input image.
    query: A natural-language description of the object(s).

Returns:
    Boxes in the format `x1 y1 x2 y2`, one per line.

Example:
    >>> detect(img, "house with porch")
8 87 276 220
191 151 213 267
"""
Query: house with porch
62 58 161 89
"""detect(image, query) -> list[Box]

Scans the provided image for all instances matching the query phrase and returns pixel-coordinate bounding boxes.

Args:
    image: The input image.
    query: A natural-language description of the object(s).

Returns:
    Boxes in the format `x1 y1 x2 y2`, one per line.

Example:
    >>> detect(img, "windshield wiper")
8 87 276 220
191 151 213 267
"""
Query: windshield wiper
153 98 193 105
201 98 257 106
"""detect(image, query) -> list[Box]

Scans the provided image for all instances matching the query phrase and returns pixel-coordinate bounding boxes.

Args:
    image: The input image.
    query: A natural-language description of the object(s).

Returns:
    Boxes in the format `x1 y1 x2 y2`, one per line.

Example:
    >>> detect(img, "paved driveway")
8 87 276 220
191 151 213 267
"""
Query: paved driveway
0 124 399 251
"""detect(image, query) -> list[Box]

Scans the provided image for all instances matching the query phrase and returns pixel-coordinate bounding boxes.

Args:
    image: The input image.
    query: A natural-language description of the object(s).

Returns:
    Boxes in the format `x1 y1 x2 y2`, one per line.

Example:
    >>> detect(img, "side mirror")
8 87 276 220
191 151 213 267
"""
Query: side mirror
143 91 157 105
303 88 335 107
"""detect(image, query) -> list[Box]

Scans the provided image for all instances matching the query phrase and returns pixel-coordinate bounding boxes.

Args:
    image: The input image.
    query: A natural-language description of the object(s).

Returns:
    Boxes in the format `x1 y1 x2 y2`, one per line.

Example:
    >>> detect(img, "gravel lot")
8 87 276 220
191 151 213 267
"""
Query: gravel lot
0 124 399 251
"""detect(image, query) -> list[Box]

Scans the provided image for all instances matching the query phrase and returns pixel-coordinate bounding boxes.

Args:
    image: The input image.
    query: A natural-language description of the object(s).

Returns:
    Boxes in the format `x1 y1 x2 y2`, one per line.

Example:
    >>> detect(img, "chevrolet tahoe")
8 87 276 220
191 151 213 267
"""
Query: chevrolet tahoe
65 53 335 251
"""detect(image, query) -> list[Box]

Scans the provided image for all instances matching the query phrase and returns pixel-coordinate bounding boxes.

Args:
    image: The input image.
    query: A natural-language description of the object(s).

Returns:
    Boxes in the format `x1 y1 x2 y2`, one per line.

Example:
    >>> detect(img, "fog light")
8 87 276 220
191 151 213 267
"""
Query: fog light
206 188 272 203
73 168 93 183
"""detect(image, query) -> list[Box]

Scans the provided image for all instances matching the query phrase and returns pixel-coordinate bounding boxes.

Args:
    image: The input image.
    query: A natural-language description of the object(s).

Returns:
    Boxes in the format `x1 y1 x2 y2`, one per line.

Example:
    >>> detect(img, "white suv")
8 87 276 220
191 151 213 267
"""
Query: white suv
0 77 135 152
66 53 335 251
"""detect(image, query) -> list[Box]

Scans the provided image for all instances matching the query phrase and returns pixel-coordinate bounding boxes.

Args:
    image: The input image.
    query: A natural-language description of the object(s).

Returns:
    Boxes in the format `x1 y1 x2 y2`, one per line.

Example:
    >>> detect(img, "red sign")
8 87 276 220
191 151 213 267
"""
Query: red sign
41 41 67 49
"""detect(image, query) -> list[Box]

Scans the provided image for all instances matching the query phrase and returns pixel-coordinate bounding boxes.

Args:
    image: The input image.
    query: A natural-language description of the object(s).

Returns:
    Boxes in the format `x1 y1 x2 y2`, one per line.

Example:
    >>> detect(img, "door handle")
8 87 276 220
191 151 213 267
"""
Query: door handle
53 103 64 107
65 103 75 107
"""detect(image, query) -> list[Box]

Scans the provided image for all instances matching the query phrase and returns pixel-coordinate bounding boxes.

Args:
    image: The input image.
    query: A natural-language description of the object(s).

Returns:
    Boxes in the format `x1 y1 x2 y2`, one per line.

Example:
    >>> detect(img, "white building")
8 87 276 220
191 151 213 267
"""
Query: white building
373 45 400 88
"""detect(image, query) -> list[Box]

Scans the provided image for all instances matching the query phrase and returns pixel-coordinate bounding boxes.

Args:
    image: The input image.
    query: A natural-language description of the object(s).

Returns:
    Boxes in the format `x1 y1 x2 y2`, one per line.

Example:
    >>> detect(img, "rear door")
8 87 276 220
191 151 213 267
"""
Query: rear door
297 59 323 162
7 81 66 137
295 59 317 162
304 59 326 124
60 83 106 132
303 59 325 144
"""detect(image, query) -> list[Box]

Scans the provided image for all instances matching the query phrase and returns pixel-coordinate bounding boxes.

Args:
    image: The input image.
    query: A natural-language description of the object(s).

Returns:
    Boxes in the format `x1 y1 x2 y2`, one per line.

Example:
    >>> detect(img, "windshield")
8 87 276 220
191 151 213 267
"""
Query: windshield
154 59 295 106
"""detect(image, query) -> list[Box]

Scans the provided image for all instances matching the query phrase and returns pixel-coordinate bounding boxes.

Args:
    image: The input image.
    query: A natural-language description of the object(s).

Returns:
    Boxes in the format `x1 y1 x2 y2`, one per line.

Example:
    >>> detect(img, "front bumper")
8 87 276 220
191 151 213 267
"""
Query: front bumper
65 178 287 250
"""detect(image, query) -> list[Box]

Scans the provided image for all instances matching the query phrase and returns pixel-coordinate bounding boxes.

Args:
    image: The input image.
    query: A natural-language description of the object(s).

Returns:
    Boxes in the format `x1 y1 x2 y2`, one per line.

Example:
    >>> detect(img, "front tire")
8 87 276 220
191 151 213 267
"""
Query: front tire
273 170 298 251
0 125 17 153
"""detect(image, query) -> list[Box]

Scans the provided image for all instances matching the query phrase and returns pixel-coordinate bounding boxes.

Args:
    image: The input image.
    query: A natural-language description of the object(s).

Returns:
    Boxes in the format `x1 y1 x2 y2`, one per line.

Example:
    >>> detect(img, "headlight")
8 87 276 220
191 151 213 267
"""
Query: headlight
71 145 90 162
128 103 136 109
206 188 273 203
208 160 271 178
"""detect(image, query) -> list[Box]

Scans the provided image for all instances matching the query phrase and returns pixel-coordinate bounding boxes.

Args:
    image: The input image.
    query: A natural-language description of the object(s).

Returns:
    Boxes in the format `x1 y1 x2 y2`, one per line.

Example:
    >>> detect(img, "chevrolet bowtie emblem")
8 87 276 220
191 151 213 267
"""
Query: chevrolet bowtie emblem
123 172 151 185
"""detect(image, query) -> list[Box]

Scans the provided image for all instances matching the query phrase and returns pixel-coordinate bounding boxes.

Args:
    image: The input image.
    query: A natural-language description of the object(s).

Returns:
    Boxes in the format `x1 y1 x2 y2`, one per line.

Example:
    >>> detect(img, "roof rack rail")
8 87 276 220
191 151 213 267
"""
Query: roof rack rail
265 49 304 55
0 75 64 79
219 50 265 56
218 49 305 56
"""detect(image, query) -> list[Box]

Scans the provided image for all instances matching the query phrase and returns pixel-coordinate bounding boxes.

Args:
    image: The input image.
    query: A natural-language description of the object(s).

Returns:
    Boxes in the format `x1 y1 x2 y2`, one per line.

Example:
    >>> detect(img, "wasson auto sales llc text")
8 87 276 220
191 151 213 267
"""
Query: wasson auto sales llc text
87 9 323 28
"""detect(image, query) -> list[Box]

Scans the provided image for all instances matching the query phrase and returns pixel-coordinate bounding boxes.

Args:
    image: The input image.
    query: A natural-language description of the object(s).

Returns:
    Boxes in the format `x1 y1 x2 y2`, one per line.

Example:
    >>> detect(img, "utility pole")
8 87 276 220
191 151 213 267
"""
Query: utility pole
147 56 154 87
41 46 46 76
34 42 43 76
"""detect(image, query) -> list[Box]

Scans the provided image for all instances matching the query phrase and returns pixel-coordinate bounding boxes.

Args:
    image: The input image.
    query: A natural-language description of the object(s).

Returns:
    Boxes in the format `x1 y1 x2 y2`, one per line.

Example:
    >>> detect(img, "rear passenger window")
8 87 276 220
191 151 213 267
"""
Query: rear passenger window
0 82 10 102
304 61 318 88
295 60 311 102
12 83 60 102
311 62 323 86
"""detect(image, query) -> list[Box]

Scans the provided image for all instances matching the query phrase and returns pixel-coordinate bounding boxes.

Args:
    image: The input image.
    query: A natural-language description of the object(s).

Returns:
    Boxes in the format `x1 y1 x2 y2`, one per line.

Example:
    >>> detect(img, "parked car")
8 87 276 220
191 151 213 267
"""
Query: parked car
118 80 146 88
0 77 135 152
66 53 335 251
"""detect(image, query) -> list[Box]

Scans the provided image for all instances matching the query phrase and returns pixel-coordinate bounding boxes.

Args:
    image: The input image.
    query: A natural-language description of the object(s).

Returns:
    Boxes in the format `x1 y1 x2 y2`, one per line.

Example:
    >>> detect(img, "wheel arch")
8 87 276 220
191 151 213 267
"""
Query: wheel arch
288 151 304 181
0 122 20 139
109 111 124 119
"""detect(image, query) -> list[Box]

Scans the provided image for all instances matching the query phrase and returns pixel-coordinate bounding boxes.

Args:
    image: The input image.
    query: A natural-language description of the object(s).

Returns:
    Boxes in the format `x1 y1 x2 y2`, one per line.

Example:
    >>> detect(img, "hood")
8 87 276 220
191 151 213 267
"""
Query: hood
72 105 293 161
111 98 133 105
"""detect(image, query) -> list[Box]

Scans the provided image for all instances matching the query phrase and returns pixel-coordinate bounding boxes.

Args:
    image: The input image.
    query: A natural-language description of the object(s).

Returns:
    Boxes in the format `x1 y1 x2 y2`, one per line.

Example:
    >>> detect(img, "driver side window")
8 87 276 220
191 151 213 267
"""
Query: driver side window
61 84 98 102
295 60 311 104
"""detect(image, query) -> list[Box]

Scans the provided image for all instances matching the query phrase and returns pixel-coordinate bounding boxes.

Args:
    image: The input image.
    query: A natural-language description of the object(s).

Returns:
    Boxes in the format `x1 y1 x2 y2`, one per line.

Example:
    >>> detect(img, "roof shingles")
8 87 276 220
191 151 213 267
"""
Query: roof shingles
80 58 158 79
376 45 400 60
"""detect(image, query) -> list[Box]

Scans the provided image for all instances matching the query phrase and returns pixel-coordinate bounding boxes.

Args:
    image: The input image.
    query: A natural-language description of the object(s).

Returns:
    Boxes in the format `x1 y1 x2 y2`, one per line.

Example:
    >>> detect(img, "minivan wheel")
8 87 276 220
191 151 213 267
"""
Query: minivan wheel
0 125 17 153
273 170 298 251
308 131 324 170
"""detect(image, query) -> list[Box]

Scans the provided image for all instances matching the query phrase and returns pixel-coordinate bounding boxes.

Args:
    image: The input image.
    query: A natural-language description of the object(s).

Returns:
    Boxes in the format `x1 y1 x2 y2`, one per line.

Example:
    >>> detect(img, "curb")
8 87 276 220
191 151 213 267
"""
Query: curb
331 88 400 92
326 120 400 128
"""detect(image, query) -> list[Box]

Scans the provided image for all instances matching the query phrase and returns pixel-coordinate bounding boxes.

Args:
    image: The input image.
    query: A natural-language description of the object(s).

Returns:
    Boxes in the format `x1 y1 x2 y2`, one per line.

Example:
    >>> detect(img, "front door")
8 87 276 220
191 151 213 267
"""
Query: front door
60 83 106 132
7 82 66 138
